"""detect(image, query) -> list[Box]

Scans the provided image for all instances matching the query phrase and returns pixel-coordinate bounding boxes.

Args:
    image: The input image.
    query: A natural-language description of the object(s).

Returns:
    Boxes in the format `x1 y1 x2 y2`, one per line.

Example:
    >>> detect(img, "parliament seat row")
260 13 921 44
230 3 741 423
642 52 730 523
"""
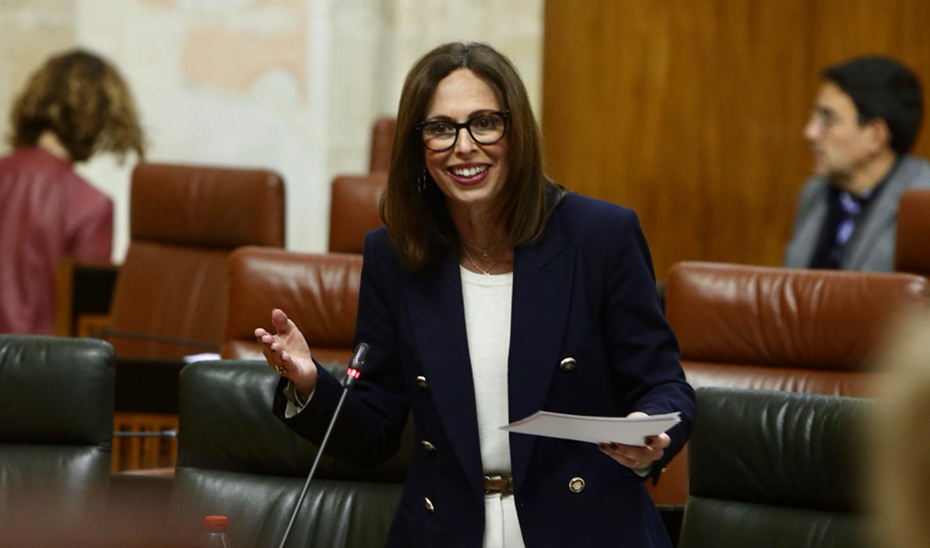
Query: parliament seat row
0 332 410 546
57 121 390 475
0 333 883 548
8 238 930 546
649 261 929 508
214 248 929 547
57 115 395 348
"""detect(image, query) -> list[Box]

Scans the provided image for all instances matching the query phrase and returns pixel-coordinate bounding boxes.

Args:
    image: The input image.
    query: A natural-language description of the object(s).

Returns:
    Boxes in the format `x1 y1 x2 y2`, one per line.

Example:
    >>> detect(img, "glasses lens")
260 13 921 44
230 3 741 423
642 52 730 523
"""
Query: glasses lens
469 114 506 144
422 122 456 151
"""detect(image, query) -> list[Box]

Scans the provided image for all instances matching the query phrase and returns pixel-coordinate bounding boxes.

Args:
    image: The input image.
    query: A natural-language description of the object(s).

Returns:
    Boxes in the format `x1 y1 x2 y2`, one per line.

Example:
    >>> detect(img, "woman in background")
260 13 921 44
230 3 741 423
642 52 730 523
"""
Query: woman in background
0 49 145 335
257 42 694 547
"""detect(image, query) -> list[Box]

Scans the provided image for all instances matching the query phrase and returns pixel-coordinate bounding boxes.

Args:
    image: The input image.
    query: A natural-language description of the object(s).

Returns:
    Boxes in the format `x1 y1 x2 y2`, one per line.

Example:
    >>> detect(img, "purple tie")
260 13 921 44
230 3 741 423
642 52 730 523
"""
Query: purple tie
835 191 862 247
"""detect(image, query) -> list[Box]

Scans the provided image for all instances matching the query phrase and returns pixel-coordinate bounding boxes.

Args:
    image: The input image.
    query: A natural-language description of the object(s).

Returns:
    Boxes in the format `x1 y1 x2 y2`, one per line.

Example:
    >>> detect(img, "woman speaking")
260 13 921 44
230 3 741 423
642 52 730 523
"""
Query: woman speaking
256 42 695 547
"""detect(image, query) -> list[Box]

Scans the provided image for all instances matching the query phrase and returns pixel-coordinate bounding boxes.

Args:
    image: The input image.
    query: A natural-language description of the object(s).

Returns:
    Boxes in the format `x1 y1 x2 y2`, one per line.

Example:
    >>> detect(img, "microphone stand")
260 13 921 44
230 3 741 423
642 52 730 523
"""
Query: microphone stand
276 343 369 548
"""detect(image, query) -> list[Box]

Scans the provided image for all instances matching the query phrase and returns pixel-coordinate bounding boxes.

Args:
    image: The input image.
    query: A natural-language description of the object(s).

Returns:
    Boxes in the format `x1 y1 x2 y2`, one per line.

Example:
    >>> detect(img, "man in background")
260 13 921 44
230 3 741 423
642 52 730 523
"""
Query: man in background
785 56 930 271
0 49 145 335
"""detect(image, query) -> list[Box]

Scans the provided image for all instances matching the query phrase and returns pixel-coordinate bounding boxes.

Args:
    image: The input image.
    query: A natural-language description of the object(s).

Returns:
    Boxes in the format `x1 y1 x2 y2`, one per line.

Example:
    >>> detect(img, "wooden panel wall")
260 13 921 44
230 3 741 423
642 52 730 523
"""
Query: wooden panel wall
542 0 930 279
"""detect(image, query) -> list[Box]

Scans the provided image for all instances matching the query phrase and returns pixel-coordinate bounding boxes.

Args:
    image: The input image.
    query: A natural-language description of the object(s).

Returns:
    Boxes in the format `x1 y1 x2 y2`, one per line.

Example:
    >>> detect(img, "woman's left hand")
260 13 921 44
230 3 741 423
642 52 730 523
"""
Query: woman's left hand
598 411 671 473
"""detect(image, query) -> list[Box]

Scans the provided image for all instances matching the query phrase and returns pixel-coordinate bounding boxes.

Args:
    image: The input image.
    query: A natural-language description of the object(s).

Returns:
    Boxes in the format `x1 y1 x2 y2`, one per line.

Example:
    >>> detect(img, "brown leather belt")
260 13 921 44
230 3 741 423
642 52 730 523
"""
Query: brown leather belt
483 475 514 496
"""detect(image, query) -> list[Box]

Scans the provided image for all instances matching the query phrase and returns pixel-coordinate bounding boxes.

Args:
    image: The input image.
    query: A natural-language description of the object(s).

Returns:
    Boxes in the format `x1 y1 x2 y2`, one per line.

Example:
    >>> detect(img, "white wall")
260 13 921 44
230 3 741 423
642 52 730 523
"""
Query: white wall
0 0 543 261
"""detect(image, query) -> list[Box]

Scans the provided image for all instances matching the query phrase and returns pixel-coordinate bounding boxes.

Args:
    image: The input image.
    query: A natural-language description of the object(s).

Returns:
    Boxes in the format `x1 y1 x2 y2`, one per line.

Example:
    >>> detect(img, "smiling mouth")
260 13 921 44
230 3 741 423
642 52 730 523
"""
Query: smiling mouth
449 165 489 178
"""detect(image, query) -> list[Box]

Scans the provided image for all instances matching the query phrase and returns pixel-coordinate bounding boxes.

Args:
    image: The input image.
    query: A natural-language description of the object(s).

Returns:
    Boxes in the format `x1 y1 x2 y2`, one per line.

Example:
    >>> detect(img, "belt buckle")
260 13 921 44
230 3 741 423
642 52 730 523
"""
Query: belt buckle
483 474 514 497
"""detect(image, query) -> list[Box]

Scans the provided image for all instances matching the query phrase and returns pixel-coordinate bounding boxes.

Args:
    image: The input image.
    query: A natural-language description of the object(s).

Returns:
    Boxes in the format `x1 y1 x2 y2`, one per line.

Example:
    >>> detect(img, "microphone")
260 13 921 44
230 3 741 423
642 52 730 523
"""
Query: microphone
276 342 370 548
344 342 369 389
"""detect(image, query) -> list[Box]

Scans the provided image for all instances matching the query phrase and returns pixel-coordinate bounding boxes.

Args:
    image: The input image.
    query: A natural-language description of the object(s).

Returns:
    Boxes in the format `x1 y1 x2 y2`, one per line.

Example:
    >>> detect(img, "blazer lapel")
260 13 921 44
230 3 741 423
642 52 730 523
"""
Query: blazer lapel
846 166 910 269
508 212 574 493
405 251 484 497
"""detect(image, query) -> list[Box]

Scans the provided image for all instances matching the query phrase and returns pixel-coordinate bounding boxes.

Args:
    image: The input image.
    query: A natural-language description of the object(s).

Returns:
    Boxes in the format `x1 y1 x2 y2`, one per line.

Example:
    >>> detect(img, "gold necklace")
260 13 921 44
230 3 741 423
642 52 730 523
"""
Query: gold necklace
462 245 499 276
461 240 501 262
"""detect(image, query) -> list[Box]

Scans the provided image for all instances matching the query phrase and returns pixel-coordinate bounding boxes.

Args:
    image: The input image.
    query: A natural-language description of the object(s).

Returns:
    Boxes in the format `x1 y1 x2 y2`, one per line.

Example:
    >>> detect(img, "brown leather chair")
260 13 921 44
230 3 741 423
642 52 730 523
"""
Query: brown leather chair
230 156 384 363
895 188 930 277
369 117 395 173
107 163 285 359
648 261 929 508
326 117 392 254
328 173 387 254
223 246 362 365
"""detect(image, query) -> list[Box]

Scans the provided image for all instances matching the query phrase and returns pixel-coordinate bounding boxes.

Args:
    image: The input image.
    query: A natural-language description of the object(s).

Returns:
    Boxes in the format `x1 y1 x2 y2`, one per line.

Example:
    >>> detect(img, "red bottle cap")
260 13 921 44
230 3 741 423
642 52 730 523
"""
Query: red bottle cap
204 515 228 531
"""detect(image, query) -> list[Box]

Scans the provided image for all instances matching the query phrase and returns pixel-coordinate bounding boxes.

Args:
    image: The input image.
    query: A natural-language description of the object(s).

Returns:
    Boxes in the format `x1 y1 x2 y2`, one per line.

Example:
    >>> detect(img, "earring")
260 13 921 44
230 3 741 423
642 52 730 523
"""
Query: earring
417 169 427 193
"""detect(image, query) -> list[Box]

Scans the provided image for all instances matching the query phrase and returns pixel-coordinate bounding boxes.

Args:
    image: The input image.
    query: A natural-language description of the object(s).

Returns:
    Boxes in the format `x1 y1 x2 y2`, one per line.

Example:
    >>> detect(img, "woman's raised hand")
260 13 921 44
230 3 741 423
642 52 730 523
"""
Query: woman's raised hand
254 308 318 398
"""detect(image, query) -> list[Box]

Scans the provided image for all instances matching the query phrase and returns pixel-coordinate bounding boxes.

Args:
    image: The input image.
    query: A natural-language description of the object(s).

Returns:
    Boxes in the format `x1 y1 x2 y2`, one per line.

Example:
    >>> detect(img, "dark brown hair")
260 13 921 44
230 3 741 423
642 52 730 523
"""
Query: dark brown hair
8 49 145 162
380 42 561 272
822 56 922 155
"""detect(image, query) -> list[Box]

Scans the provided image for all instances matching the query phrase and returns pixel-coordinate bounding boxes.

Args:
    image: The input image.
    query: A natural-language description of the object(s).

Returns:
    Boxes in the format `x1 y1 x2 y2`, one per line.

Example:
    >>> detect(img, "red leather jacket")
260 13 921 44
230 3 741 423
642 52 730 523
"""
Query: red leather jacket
0 147 112 335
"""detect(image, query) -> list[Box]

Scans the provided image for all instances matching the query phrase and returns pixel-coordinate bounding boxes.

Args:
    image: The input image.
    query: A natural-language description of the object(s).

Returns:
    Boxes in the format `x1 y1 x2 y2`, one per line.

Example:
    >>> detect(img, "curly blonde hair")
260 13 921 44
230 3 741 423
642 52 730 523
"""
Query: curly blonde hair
8 49 145 162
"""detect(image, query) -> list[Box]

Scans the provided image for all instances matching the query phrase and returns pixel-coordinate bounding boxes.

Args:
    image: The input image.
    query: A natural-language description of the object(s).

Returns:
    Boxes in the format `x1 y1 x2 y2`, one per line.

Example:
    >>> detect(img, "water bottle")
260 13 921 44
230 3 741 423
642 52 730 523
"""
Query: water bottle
203 515 232 548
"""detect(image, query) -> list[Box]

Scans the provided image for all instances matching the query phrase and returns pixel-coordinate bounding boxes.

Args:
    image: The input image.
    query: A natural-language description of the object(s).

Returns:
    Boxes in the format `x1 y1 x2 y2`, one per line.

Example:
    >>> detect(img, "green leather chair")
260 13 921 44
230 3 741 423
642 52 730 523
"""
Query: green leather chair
679 387 875 548
166 361 413 547
0 335 115 546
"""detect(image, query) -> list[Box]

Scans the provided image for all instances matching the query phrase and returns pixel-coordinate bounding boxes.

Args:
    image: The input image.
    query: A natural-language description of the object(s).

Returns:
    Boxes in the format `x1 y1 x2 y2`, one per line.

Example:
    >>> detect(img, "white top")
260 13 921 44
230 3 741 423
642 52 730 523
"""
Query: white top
460 266 514 474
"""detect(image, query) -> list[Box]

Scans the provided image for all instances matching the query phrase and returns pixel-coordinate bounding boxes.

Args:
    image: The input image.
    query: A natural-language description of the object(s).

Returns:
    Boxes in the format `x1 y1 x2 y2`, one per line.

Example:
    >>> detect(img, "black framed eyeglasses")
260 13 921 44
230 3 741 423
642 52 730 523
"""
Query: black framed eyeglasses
415 110 510 152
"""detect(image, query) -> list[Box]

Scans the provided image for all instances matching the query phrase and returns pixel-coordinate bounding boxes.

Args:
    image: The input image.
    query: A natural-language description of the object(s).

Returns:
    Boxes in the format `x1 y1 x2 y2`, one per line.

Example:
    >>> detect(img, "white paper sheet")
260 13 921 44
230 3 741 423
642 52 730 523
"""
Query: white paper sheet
500 411 681 446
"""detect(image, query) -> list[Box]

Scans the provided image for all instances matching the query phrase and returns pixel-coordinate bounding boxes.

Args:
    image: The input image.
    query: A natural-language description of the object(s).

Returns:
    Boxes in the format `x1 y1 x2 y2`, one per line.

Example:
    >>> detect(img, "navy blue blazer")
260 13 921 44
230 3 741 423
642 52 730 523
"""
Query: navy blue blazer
274 192 695 547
